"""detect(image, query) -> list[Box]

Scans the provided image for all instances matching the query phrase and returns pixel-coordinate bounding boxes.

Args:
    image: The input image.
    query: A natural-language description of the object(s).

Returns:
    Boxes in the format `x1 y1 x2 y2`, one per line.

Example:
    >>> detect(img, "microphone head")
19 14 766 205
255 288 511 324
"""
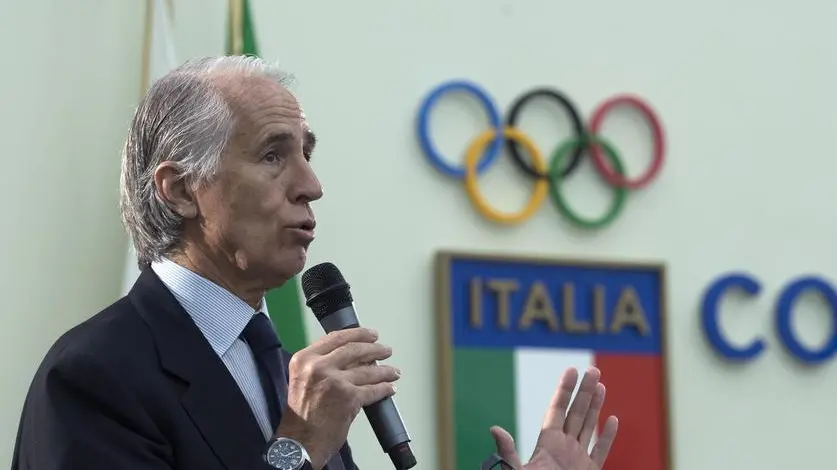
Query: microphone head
301 262 353 320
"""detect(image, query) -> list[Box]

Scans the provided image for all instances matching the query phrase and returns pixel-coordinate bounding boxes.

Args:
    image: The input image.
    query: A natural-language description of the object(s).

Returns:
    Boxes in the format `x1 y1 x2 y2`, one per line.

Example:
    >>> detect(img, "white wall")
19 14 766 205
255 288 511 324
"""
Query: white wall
256 1 837 469
0 0 144 463
2 0 836 469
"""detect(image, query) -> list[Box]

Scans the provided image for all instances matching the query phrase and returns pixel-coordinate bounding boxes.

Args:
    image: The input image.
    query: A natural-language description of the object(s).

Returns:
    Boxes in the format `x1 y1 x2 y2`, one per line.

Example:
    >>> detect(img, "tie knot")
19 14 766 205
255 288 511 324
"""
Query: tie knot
241 313 282 353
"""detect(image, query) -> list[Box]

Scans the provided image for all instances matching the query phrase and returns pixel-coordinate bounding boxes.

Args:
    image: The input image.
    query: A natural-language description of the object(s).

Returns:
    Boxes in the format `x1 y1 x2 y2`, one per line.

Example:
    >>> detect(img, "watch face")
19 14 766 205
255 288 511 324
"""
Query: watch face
266 439 304 470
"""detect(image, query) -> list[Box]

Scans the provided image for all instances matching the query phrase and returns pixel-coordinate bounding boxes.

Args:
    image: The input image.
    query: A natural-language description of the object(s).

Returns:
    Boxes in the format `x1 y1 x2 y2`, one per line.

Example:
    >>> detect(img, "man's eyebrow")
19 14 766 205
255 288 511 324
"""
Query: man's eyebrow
304 129 317 151
257 130 316 158
260 132 294 149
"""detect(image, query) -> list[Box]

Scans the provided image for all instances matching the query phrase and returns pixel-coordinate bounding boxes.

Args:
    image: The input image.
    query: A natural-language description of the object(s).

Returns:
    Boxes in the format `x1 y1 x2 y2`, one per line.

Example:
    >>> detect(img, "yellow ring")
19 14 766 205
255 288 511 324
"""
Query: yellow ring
463 127 549 224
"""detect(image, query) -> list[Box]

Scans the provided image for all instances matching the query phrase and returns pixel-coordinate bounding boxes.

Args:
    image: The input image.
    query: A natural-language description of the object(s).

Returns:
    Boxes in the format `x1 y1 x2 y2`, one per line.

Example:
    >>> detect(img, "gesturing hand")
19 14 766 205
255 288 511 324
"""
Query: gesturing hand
490 367 618 470
275 328 400 469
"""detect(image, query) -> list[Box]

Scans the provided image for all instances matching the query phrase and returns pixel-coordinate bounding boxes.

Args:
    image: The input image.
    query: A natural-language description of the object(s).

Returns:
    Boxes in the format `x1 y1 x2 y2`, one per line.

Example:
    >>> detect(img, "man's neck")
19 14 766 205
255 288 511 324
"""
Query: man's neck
168 250 265 310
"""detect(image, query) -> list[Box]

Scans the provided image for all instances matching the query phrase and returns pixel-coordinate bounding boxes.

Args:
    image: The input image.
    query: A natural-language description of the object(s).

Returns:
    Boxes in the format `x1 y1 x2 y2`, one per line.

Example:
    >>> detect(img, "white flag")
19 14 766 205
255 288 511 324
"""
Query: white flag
121 0 178 296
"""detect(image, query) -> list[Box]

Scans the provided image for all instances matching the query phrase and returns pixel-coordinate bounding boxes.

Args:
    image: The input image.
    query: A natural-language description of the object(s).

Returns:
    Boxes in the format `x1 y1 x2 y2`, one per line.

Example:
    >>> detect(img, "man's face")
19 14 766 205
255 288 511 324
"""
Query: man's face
189 75 322 288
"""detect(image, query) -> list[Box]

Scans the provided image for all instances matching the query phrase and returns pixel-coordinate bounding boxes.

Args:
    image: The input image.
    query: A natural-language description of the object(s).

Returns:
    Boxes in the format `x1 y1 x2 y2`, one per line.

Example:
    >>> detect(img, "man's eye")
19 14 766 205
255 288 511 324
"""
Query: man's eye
263 152 281 163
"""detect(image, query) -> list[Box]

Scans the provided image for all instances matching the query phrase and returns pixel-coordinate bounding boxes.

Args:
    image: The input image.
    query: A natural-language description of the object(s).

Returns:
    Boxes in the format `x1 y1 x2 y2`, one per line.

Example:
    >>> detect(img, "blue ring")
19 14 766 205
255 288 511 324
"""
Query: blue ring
416 80 503 178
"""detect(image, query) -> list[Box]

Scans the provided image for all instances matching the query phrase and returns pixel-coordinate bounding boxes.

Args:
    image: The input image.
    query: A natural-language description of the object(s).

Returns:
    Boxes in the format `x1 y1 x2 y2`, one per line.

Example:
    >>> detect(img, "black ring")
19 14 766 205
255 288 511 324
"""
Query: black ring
504 87 586 179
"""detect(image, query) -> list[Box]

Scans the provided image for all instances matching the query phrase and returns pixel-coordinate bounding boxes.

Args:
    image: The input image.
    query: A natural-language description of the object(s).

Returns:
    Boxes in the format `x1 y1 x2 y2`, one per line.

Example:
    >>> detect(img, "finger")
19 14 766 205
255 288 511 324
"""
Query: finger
562 367 600 437
540 367 578 431
578 383 605 450
590 416 619 467
344 364 401 386
306 328 379 355
328 342 393 369
358 382 397 407
489 426 522 470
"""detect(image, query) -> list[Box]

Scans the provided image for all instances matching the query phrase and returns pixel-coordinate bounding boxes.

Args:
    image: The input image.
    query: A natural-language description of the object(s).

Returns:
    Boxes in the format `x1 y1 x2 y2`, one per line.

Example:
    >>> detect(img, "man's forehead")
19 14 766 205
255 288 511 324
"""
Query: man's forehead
206 73 314 148
213 73 302 115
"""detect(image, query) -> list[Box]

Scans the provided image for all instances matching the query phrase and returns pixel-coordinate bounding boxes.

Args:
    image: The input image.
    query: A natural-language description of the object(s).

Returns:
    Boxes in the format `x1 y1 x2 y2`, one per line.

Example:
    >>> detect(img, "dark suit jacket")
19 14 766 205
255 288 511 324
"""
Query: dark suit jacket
11 268 358 470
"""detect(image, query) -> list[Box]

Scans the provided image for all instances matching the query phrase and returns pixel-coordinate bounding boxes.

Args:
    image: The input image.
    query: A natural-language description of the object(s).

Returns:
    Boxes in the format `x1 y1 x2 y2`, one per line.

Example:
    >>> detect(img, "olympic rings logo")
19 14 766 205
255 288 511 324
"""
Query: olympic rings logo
416 79 666 229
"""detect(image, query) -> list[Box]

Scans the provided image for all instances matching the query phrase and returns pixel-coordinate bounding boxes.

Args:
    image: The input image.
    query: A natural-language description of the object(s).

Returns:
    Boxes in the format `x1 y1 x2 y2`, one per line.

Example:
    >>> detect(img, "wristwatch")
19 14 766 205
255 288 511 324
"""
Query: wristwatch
264 437 313 470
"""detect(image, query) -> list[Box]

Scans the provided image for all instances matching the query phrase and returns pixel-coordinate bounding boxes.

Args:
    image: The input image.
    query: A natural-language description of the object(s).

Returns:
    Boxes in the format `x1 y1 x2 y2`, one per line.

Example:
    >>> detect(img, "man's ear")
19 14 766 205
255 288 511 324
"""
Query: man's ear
153 162 198 219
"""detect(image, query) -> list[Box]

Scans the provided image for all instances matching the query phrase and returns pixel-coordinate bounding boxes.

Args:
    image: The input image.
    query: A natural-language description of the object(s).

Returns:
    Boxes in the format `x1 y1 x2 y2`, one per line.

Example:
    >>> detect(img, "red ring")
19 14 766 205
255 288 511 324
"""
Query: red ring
588 94 666 189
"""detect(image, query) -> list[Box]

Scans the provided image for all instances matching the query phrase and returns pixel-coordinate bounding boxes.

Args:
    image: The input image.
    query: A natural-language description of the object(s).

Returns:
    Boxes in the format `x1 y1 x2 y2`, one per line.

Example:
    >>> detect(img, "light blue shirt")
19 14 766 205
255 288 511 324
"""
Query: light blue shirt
151 258 275 440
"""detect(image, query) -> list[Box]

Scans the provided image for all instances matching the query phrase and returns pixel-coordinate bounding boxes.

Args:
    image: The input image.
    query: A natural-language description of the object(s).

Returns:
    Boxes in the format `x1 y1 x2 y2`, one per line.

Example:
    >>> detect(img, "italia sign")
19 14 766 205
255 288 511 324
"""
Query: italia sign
434 251 670 470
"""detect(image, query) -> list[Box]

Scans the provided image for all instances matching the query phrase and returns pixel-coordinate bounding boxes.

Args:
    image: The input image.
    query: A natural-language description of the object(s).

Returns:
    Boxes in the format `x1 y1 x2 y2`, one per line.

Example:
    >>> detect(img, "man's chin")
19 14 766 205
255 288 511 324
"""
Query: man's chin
249 250 307 290
281 247 309 277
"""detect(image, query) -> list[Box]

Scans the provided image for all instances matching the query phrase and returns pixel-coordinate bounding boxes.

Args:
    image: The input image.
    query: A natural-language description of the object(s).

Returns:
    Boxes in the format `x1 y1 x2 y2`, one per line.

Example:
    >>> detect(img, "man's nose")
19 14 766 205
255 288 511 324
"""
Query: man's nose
291 159 323 203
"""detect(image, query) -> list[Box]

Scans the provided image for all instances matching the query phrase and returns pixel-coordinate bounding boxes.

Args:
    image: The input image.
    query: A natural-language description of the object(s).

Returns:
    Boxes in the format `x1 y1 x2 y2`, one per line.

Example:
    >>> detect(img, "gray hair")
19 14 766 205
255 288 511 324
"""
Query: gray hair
119 55 293 267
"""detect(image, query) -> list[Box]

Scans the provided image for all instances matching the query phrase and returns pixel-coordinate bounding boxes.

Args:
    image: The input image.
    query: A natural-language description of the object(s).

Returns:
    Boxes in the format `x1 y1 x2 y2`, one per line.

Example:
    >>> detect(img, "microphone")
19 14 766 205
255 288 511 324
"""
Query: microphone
301 262 417 470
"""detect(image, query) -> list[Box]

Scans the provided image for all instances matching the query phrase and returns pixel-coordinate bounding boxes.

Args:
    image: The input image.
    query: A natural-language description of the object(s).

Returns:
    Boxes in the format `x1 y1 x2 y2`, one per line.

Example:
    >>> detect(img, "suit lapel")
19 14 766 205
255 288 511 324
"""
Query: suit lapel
130 268 268 470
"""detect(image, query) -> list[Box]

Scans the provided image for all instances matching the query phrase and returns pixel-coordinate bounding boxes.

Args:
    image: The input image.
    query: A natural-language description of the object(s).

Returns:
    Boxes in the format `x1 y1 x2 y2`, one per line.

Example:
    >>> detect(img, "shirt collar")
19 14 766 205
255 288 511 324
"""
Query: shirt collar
151 258 271 357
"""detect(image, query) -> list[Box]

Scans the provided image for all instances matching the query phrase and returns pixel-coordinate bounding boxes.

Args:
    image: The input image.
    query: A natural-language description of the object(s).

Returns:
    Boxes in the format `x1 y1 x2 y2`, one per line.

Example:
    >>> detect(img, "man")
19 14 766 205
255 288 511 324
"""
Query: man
11 56 618 470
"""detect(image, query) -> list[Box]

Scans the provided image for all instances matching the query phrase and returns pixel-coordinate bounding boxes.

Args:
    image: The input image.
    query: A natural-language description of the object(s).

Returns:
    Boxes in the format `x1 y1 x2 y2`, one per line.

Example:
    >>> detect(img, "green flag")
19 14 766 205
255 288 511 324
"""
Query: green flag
227 0 309 353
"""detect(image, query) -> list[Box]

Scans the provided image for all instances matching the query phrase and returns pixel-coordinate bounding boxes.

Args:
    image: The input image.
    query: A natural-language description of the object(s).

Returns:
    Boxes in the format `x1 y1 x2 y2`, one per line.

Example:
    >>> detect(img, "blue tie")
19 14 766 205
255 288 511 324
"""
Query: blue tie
240 313 287 431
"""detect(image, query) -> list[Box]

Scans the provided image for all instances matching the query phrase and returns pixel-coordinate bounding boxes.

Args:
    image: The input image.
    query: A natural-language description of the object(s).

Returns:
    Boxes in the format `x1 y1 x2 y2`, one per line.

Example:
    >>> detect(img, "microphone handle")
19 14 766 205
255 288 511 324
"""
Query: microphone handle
319 306 415 469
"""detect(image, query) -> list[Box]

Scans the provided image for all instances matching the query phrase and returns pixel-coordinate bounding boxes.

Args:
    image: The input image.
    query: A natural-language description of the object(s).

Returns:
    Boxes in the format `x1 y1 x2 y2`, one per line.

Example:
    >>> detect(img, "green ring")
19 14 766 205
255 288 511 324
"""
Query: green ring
548 136 628 229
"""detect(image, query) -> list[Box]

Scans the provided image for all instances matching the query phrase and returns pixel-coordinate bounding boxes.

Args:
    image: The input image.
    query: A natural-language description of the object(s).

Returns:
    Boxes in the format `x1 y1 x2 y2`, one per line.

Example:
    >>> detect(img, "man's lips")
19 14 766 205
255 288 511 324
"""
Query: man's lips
287 219 316 241
290 219 316 231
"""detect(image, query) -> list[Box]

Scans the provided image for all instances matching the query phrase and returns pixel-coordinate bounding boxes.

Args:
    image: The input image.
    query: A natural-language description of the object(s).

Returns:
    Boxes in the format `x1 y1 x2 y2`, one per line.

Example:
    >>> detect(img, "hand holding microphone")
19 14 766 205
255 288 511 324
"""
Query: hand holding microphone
274 327 400 469
302 262 416 469
275 262 415 470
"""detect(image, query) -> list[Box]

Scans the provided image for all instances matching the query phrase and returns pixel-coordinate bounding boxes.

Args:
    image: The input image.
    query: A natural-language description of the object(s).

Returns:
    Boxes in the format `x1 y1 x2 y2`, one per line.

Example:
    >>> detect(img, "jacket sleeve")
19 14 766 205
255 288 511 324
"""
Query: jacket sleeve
13 349 174 470
338 441 360 470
